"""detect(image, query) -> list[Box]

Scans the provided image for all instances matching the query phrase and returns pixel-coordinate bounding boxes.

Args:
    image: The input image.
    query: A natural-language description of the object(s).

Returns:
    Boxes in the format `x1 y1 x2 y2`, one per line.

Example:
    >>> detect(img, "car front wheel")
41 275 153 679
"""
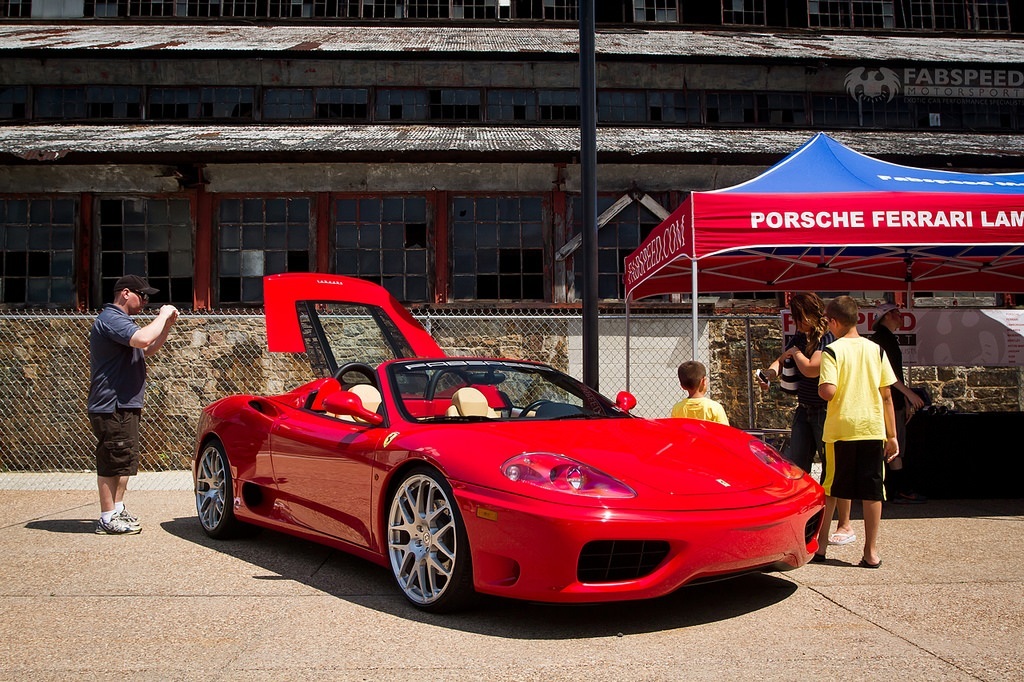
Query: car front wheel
195 439 246 539
387 467 474 612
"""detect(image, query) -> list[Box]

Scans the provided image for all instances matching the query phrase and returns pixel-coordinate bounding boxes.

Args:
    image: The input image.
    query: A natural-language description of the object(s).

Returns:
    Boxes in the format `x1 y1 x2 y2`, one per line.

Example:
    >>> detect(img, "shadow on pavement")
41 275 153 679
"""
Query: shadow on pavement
160 514 799 638
24 519 98 534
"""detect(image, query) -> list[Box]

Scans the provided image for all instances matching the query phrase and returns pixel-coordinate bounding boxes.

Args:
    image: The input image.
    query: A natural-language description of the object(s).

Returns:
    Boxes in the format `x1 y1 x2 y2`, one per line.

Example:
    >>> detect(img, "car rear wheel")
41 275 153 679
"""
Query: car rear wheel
387 467 474 612
195 440 246 539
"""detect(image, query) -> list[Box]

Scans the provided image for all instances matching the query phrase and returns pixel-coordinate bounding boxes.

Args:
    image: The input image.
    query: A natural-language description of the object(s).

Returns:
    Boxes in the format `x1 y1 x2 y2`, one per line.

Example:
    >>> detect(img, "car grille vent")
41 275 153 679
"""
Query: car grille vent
805 510 825 544
577 540 670 583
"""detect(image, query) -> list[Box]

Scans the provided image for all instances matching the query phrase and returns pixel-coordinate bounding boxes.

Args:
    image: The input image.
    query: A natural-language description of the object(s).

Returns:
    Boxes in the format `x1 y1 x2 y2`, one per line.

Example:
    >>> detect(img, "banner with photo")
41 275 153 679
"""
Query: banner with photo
782 308 1024 367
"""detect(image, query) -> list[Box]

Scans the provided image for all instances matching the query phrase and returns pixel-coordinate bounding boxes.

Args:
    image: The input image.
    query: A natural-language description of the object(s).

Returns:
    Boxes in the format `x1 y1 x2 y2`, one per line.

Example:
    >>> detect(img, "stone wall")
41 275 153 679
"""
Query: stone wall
708 316 1024 432
0 311 1020 473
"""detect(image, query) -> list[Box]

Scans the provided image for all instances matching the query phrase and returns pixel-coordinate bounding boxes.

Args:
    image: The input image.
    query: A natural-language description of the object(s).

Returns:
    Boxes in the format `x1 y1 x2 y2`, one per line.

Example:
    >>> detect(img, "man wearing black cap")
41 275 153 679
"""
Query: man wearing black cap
870 303 927 504
87 274 179 534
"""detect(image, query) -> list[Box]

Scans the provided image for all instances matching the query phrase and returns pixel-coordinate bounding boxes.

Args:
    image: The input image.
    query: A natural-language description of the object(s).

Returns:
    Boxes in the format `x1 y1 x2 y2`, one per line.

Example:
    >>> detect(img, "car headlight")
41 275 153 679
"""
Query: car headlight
748 438 805 480
501 453 636 499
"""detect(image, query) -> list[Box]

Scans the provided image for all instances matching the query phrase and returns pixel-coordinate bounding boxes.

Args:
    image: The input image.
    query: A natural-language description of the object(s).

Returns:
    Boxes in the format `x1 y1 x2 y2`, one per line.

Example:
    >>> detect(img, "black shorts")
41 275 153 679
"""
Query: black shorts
89 409 141 477
823 440 885 501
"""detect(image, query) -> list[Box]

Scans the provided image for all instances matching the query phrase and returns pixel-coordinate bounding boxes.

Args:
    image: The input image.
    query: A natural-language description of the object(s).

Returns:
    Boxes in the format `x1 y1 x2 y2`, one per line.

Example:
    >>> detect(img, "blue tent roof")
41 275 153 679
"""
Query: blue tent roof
716 132 1024 195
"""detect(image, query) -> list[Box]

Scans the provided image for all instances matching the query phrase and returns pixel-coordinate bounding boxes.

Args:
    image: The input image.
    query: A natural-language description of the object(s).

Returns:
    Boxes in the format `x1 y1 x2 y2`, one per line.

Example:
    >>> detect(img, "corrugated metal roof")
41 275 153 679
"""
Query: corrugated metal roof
0 24 1022 62
1 124 1022 161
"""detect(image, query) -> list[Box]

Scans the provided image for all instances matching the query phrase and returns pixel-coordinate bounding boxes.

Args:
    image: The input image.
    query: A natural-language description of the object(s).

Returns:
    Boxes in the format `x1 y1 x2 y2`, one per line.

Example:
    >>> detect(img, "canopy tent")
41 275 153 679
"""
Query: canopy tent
623 132 1024 360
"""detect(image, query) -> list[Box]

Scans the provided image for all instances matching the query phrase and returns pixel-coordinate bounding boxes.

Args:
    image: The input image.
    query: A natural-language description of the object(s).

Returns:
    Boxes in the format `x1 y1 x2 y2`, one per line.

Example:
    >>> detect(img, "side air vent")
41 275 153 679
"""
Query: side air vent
806 510 825 544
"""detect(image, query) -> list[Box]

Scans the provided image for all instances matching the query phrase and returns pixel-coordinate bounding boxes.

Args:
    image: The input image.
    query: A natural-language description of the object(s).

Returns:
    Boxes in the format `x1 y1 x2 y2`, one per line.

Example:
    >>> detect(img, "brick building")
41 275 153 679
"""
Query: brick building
2 1 1024 311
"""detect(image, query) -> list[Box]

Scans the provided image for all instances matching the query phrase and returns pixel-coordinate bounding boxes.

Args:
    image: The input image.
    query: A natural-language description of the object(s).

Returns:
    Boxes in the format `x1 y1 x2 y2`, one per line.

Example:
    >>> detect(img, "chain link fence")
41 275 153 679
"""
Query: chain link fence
0 308 794 490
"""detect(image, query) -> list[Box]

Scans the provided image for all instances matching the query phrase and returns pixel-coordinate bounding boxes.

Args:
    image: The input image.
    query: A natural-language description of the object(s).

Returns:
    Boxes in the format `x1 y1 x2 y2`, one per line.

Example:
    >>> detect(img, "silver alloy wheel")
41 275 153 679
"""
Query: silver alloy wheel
195 443 227 532
388 472 459 606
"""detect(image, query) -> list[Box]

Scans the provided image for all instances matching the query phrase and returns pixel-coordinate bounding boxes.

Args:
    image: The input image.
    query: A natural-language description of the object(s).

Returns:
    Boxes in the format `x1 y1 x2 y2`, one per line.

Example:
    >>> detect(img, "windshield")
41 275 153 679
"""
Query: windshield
388 359 627 422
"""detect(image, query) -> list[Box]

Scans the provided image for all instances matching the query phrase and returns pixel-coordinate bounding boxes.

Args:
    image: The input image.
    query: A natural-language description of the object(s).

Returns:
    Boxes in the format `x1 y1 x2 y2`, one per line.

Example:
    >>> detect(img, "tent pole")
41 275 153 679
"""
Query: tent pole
691 260 699 361
625 296 631 392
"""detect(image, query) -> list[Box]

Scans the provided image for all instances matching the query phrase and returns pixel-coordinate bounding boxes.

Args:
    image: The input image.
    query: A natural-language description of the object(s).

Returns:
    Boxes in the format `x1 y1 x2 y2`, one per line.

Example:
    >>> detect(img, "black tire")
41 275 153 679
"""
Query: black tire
386 466 475 613
195 439 247 539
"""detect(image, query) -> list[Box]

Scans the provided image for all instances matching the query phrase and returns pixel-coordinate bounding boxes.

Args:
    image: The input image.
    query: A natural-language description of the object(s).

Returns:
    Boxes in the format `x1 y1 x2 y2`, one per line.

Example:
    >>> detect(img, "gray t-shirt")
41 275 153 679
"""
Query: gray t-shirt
87 304 145 413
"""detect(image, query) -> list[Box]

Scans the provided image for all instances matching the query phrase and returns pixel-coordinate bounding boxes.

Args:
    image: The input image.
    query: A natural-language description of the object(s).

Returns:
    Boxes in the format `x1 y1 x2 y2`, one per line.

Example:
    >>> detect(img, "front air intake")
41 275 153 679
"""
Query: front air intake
577 540 670 583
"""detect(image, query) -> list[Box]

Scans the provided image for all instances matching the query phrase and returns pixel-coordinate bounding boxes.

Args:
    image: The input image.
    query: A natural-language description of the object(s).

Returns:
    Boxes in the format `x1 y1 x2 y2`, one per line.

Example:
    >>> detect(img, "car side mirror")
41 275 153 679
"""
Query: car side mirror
615 391 637 413
322 391 384 426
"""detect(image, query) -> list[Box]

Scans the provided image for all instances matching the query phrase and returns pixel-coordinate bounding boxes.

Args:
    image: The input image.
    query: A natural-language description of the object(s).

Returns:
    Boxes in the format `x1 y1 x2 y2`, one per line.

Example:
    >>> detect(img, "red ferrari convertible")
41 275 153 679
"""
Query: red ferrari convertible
194 273 824 612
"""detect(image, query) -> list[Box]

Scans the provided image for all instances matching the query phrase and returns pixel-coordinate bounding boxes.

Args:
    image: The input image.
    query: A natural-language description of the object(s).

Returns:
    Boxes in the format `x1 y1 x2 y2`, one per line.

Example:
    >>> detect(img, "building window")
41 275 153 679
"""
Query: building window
972 0 1010 30
1 0 32 17
706 92 755 124
429 89 482 121
219 0 259 15
149 87 254 120
809 0 894 28
0 87 28 120
34 88 87 120
178 0 224 16
88 0 121 16
598 91 648 123
333 196 430 302
362 0 402 17
330 0 362 17
454 0 505 19
217 198 311 306
86 87 142 119
542 0 575 20
376 89 430 121
570 194 664 300
487 90 537 122
647 90 701 123
812 94 914 128
756 92 807 125
538 90 580 123
909 0 964 28
406 0 448 17
316 88 370 120
0 198 76 307
269 0 315 16
960 99 1021 130
451 196 546 301
128 0 174 15
264 89 315 119
722 0 765 24
98 198 194 307
633 0 677 22
913 99 968 129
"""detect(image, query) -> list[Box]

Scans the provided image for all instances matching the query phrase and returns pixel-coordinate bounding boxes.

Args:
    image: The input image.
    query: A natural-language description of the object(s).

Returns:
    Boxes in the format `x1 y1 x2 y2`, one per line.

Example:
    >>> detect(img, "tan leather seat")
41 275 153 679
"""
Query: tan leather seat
446 387 498 418
333 383 382 423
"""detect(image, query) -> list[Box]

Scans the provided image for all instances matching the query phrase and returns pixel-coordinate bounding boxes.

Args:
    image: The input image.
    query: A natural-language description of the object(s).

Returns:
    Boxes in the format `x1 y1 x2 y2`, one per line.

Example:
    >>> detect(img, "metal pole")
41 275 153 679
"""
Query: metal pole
691 260 699 360
580 0 599 390
625 296 631 392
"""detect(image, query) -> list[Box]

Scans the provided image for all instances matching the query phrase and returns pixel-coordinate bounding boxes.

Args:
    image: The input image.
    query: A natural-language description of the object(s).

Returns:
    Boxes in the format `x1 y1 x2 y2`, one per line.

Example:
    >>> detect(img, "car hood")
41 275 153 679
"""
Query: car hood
405 417 782 499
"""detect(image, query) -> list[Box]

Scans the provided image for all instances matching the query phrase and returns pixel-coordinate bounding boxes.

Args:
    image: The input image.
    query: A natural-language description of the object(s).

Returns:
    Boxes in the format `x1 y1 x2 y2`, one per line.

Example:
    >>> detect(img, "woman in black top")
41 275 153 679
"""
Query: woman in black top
762 292 833 473
760 292 855 544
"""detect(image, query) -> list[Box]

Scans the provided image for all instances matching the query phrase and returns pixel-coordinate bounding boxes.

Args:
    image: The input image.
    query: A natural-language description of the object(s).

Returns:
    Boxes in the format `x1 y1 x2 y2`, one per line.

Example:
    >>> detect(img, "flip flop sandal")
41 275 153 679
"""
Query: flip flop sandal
829 532 857 546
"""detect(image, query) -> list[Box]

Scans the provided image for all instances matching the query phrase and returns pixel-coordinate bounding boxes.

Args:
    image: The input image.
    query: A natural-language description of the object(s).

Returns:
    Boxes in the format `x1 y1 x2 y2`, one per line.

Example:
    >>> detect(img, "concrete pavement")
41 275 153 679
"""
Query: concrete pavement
1 486 1021 681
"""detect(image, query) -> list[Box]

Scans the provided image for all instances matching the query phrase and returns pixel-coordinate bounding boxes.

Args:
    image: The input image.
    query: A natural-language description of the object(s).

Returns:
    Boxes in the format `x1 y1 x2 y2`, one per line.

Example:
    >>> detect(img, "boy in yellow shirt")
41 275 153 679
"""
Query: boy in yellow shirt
814 296 899 569
671 360 729 425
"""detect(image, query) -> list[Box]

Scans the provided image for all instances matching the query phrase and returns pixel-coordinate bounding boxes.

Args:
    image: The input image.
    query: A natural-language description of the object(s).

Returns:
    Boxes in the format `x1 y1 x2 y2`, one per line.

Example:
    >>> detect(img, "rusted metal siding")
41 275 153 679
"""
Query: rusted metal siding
1 25 1023 63
1 125 1023 161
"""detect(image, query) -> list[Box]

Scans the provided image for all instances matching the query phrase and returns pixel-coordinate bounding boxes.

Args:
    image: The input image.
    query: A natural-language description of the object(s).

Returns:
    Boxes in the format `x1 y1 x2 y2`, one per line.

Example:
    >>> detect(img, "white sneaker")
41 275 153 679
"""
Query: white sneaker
115 507 141 530
95 516 141 535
